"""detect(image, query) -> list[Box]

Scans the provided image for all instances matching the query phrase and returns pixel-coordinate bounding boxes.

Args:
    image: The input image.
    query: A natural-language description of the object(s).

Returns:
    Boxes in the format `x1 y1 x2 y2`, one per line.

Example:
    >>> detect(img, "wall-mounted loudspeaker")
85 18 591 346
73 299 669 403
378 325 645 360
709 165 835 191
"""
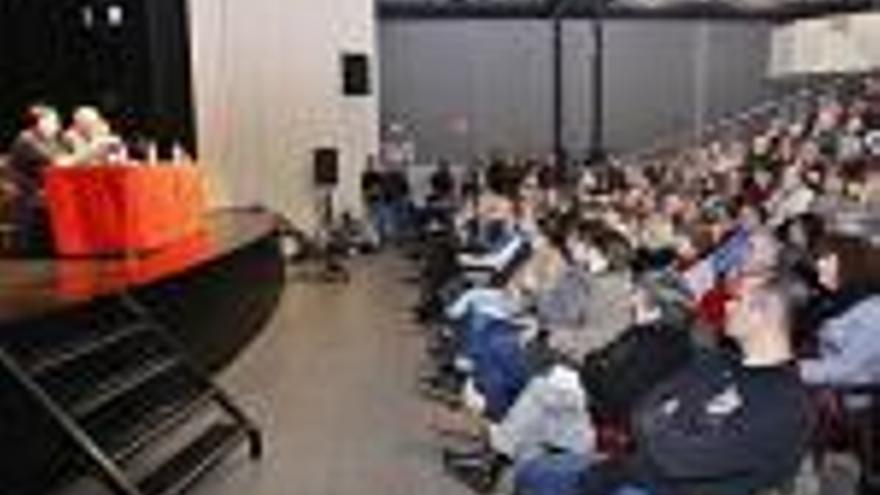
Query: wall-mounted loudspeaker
314 148 339 187
342 53 370 96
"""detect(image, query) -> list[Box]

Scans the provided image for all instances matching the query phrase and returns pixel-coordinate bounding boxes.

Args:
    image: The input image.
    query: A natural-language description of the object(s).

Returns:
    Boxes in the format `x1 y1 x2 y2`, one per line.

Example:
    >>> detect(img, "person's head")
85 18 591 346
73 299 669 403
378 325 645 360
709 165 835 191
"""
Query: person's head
737 201 767 232
846 115 864 134
485 160 514 197
753 168 774 189
788 120 806 139
540 209 580 263
808 234 844 292
630 283 664 325
725 274 805 365
815 102 842 132
519 169 541 206
71 106 106 139
816 249 840 292
25 105 61 138
752 135 771 157
780 213 824 252
738 228 782 280
776 135 799 164
797 140 822 167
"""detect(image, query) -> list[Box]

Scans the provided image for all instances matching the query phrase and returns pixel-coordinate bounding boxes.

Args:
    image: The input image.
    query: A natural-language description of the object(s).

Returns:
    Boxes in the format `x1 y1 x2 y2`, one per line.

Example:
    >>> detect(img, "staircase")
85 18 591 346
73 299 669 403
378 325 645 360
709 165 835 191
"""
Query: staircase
0 294 261 495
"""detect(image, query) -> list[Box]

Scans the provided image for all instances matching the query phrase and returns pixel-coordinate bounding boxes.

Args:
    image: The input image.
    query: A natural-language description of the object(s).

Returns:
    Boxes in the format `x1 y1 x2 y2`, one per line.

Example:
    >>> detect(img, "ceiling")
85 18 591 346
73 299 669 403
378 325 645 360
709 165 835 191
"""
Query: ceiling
378 0 880 20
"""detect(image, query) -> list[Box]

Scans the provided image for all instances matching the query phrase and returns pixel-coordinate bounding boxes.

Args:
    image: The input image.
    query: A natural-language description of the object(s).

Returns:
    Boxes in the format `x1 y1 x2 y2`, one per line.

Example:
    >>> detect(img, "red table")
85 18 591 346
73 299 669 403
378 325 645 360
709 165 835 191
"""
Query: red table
44 165 208 256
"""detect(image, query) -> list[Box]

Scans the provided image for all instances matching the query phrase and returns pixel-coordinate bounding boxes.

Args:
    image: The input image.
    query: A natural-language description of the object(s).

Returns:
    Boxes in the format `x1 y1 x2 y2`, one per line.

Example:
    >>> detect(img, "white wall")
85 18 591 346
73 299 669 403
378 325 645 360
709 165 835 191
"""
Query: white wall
770 12 880 76
188 0 379 230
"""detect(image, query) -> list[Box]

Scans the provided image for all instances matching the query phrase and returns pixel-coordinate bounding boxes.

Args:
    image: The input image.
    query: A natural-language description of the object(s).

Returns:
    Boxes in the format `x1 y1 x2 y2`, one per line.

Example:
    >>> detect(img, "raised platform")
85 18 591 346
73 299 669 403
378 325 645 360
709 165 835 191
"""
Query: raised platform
0 208 287 492
0 208 286 369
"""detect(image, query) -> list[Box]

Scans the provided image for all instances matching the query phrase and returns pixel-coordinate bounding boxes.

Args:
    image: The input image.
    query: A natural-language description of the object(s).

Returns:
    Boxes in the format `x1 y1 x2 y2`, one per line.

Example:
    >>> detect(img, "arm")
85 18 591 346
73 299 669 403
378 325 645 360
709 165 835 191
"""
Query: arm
800 350 874 385
802 298 880 385
459 234 525 272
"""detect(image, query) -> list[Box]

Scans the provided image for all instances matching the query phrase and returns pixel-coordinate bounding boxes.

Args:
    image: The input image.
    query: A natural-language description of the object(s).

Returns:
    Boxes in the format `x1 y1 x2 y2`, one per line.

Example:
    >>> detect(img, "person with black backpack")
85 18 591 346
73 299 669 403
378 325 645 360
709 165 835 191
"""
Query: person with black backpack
516 274 813 495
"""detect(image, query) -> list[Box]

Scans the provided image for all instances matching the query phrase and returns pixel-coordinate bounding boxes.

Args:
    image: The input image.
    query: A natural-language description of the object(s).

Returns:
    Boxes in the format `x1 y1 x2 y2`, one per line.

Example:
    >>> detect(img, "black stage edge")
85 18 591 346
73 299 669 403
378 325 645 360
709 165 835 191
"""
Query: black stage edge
0 208 286 492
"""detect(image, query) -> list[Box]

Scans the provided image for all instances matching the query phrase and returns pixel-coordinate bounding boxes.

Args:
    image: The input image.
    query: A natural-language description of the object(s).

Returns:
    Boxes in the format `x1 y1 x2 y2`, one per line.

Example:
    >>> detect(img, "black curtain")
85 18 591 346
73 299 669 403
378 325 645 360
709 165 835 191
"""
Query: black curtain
0 0 196 155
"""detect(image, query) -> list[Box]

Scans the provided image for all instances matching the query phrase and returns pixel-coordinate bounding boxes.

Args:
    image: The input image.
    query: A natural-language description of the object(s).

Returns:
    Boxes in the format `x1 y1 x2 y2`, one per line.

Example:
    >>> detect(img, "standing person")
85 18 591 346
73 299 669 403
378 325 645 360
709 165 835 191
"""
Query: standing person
384 163 412 244
430 159 456 203
424 159 457 231
6 105 72 254
361 155 389 248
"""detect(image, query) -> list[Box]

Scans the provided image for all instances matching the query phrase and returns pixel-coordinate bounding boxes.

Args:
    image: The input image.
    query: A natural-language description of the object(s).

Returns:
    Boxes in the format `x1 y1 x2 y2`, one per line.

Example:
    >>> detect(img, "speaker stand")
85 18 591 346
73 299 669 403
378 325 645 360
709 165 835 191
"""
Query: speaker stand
312 187 350 284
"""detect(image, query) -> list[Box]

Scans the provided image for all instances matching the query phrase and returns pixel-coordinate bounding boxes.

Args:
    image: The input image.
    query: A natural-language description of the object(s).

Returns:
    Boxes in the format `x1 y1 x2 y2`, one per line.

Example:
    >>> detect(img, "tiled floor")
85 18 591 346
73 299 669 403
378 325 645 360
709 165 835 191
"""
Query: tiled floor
189 254 471 495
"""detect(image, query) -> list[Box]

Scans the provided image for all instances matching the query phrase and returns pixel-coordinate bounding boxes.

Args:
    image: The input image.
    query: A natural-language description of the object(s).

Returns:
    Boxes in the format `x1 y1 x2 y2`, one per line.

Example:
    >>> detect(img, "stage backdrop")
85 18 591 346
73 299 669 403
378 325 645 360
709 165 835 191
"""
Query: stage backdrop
188 0 379 230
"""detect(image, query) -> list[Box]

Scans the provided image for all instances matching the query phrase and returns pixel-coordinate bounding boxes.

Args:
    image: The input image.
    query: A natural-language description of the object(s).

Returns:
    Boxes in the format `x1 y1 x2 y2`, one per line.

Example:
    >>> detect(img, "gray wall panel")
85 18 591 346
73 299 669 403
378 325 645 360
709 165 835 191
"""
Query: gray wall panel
380 19 775 162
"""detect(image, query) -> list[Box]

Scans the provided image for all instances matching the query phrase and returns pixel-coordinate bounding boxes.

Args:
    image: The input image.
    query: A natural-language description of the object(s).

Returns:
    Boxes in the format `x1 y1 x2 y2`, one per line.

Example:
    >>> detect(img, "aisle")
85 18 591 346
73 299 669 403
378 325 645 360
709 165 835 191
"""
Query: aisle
191 254 471 495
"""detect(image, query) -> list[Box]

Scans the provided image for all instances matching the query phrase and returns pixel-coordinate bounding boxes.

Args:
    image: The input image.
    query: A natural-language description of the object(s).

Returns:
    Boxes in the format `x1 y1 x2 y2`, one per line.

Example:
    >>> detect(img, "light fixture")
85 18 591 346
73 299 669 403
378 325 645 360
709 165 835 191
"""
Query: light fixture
81 5 94 29
107 4 124 27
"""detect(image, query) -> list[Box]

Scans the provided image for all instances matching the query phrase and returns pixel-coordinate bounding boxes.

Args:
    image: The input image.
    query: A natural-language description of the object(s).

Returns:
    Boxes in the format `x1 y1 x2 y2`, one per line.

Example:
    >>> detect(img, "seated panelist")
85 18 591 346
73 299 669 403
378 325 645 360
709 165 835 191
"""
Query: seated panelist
62 106 125 165
6 105 75 252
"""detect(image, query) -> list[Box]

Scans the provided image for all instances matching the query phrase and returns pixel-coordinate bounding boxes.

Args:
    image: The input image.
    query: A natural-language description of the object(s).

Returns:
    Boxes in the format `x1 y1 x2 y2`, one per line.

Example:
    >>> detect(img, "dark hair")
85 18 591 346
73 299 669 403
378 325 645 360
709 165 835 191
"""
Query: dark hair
787 213 825 247
540 209 579 263
23 104 53 128
485 160 519 198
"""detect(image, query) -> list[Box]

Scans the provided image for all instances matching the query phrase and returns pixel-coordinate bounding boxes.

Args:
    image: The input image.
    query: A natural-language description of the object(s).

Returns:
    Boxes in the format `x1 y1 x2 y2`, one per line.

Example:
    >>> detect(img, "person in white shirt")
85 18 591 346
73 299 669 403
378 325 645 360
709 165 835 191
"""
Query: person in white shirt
62 106 125 164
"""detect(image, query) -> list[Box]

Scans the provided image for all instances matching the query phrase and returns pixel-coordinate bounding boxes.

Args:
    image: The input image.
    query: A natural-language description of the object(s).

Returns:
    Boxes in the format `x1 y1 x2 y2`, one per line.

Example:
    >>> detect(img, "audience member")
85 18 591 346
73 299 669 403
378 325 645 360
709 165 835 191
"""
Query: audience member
361 155 390 246
517 275 812 495
410 74 880 495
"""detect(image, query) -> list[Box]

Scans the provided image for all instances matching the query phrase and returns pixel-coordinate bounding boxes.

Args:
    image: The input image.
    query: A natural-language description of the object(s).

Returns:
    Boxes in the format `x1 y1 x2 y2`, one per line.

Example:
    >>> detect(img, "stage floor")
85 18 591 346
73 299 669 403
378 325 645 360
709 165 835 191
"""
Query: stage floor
0 208 279 325
53 254 474 495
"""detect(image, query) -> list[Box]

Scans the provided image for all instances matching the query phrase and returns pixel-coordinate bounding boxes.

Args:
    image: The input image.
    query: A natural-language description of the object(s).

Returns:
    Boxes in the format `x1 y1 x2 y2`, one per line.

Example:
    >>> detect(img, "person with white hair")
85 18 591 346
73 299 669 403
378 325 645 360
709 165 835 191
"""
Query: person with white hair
62 106 125 164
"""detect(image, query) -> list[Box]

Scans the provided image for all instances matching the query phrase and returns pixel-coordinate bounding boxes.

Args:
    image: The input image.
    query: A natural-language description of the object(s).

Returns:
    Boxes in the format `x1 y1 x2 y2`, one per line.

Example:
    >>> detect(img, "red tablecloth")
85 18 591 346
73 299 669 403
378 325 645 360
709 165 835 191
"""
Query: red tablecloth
45 165 208 256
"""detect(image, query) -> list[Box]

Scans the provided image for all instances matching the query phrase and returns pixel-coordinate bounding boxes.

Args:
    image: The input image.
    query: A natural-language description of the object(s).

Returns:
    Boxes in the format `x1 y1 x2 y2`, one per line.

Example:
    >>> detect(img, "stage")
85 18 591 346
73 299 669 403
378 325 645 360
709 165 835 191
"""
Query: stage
0 208 287 492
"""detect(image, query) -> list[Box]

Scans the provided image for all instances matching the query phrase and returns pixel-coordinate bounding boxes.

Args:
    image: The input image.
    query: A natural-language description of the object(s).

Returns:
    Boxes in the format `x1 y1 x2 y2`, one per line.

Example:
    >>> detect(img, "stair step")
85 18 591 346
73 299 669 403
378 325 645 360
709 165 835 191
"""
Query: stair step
97 384 216 463
27 323 152 376
137 423 247 495
70 357 180 419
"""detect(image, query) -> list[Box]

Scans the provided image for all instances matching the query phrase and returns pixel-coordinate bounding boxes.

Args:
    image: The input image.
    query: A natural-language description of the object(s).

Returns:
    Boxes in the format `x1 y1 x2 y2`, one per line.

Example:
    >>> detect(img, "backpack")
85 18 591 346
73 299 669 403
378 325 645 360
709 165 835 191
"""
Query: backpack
579 322 694 418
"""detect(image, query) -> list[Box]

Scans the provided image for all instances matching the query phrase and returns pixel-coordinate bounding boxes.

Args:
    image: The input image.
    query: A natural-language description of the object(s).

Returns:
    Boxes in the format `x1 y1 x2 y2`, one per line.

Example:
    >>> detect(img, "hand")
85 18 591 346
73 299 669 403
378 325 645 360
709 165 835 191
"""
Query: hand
0 180 18 198
53 155 76 167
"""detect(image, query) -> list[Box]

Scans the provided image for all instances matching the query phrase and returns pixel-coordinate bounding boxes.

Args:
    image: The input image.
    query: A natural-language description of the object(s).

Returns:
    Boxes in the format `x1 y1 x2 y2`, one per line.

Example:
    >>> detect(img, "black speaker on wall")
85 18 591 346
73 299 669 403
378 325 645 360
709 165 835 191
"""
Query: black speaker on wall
342 53 370 96
314 148 339 187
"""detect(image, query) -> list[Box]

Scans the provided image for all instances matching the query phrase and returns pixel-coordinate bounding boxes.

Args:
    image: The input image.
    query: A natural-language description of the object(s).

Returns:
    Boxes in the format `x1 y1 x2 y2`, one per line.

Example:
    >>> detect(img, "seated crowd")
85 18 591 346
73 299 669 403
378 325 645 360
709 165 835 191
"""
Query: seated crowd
410 73 880 495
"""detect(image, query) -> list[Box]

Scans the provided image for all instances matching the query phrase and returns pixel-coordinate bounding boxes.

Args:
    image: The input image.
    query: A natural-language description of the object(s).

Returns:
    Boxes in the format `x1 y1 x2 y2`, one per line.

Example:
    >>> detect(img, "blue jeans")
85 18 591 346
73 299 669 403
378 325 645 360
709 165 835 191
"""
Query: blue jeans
514 452 590 495
460 313 531 421
515 453 651 495
388 199 412 240
367 201 393 245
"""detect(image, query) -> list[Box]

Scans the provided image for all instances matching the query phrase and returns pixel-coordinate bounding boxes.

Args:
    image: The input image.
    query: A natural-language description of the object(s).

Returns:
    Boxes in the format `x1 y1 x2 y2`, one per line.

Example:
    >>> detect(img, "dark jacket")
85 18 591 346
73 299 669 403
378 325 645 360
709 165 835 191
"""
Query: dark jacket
630 351 812 495
7 130 65 200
